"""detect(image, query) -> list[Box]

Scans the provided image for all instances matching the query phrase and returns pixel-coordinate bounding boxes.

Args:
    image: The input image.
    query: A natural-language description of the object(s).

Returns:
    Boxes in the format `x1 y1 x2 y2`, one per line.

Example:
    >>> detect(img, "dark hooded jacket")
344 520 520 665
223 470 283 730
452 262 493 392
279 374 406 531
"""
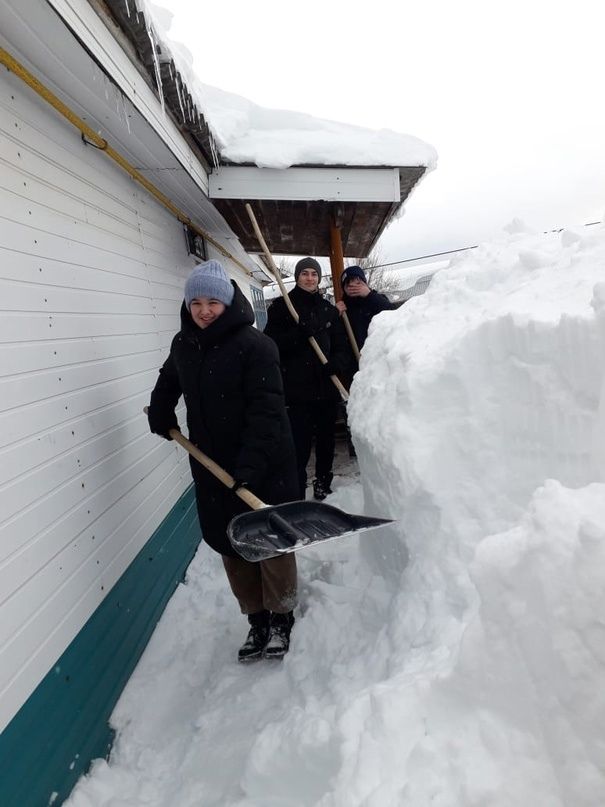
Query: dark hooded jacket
263 285 352 404
341 289 395 350
148 283 298 557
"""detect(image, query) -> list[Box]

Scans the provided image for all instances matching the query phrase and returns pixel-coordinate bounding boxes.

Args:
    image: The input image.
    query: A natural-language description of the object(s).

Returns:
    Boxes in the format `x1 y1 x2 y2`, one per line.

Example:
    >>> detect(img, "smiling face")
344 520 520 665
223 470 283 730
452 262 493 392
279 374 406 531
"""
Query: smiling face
189 296 227 329
296 268 320 293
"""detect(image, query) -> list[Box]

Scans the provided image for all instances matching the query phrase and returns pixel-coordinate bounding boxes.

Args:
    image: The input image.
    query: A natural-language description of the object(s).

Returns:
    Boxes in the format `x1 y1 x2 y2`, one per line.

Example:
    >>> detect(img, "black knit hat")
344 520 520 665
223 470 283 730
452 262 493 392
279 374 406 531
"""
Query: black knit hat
294 257 322 282
341 265 367 286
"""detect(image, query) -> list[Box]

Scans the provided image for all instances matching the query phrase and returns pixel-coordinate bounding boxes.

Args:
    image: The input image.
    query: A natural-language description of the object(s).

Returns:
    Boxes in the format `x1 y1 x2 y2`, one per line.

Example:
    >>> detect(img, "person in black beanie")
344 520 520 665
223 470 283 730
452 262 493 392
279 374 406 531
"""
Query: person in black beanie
264 257 352 501
146 260 299 661
336 265 395 457
336 265 396 351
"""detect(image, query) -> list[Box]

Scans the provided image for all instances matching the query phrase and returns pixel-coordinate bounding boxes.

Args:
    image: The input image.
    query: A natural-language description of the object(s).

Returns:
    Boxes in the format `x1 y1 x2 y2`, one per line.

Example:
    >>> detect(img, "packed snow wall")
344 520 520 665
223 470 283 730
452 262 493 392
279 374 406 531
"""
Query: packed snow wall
345 223 605 805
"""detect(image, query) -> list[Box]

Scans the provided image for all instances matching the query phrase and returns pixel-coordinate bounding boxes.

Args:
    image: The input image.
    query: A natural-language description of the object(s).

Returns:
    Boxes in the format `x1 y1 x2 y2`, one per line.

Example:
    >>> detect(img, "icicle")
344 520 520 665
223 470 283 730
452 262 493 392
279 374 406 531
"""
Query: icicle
145 19 165 114
175 69 186 124
210 138 220 169
114 84 132 135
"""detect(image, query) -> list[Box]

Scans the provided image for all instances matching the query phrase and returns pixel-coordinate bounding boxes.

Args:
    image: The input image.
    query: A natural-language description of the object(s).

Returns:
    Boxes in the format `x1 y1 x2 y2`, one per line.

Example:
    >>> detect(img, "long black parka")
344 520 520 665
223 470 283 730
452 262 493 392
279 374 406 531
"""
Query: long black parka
149 283 299 557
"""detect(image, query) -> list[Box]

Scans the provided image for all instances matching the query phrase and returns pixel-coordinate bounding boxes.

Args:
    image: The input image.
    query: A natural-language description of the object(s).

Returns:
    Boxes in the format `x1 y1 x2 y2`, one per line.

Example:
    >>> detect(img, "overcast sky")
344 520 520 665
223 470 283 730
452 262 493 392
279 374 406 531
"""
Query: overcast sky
158 0 605 266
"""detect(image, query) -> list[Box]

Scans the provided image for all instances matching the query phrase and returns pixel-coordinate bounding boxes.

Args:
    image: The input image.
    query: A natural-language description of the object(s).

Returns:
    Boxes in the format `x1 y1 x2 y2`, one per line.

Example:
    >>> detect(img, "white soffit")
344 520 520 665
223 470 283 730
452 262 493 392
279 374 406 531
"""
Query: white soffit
209 166 402 203
46 0 210 195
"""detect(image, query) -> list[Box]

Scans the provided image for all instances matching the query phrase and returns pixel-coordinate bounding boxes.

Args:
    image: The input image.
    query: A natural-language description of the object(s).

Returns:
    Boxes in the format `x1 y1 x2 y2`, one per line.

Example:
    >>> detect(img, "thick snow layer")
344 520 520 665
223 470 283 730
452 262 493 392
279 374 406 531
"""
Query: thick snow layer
67 222 605 806
139 1 437 171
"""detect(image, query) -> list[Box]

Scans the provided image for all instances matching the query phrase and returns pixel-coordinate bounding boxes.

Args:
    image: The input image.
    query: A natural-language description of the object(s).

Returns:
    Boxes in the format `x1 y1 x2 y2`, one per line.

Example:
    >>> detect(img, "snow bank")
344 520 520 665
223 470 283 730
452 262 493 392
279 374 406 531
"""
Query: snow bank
67 223 605 806
344 221 605 804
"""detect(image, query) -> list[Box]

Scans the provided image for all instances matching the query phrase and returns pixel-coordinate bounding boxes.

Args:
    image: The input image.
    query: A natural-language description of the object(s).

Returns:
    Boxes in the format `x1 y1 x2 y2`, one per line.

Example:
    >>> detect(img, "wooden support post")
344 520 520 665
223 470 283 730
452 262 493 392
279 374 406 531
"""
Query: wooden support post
330 218 361 362
329 219 345 303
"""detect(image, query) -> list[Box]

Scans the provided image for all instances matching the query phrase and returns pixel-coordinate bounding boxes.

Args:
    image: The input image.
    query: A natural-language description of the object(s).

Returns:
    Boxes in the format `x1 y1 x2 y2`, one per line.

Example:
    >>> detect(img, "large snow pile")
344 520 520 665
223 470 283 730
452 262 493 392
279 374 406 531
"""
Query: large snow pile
67 222 605 806
347 219 605 805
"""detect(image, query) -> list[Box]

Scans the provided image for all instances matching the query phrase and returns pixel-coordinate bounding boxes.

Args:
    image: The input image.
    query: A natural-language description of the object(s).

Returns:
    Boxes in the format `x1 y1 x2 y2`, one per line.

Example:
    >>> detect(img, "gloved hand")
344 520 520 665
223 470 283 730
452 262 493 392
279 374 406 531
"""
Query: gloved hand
230 479 249 493
147 407 179 441
297 319 317 339
321 360 339 376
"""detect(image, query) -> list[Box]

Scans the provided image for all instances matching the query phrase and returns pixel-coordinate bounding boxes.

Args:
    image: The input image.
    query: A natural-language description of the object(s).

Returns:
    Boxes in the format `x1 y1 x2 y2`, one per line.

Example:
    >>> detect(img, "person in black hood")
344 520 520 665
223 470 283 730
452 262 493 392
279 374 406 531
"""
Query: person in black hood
147 260 299 662
264 257 352 501
335 265 396 457
336 265 395 350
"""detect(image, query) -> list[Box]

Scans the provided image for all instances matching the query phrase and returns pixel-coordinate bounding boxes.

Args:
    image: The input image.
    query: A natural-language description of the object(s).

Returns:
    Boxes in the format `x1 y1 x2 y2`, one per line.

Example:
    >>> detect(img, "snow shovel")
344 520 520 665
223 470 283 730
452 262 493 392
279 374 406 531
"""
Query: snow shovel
145 410 393 562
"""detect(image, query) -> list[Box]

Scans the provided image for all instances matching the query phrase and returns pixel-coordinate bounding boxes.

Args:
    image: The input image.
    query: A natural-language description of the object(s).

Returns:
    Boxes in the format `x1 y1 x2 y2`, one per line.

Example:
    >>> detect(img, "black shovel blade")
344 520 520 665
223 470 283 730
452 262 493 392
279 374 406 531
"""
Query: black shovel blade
227 500 394 562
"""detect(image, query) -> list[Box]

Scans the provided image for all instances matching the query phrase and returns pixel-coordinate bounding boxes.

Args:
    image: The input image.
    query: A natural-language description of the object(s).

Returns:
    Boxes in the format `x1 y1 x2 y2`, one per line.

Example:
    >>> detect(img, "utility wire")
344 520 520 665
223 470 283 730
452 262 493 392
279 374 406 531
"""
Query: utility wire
371 245 477 271
371 220 602 272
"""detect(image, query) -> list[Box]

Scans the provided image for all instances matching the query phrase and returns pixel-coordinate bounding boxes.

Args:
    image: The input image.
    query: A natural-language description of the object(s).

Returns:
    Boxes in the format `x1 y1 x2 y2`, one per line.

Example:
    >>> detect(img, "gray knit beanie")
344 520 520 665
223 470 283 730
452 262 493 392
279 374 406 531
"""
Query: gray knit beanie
294 257 322 282
184 260 234 309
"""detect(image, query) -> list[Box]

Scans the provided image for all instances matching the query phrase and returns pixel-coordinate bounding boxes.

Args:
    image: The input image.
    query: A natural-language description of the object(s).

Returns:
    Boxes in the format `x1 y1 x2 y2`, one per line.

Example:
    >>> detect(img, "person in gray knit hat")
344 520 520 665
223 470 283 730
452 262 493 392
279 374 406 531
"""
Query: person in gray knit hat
147 260 299 661
184 260 235 309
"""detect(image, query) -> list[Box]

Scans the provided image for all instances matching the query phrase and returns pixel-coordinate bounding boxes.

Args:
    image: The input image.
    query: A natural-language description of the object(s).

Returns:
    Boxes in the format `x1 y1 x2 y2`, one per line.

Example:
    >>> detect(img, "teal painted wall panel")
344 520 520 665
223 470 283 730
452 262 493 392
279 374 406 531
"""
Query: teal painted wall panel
0 486 201 807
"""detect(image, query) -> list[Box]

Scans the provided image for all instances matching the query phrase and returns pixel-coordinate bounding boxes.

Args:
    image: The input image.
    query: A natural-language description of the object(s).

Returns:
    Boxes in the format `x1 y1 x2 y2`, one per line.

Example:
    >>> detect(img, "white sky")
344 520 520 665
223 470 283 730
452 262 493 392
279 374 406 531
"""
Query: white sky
154 0 605 265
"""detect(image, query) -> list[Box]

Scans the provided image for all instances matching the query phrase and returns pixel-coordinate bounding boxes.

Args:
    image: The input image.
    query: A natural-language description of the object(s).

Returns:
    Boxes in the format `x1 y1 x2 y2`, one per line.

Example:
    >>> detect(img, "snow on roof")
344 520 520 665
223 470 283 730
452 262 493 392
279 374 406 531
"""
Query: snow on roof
138 1 438 171
194 84 438 170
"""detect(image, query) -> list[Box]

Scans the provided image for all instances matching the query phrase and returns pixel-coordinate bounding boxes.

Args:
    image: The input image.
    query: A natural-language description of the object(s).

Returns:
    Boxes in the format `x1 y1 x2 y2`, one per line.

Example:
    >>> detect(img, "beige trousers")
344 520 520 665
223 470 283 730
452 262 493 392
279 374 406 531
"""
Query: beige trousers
222 553 297 614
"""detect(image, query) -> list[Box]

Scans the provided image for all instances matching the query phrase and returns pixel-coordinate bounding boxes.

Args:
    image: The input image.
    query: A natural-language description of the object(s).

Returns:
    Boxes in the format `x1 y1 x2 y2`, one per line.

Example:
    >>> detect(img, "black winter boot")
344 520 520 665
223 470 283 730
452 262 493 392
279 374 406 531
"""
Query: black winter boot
264 611 295 660
238 610 270 662
312 478 333 501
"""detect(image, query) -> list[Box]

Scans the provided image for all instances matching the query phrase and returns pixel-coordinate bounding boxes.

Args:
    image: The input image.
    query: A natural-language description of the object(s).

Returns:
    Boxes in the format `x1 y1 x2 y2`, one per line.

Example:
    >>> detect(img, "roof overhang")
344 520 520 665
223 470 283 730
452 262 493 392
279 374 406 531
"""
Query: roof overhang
209 165 426 258
91 0 428 261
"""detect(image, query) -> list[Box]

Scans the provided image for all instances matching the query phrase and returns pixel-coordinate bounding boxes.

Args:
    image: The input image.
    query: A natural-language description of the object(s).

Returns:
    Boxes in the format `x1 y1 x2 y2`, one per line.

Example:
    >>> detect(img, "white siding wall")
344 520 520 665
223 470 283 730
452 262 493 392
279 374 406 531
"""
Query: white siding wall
0 68 201 731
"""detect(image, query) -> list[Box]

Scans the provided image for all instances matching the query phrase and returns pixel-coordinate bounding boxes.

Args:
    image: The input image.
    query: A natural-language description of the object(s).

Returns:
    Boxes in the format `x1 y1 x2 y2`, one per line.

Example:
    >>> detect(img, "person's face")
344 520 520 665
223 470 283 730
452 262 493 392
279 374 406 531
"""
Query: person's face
189 297 226 329
297 268 320 293
344 277 366 296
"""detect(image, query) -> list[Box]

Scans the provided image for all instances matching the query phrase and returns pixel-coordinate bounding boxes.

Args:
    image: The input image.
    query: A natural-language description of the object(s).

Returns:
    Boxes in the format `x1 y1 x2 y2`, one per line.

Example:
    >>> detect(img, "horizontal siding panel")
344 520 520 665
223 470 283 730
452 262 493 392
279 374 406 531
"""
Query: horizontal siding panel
0 442 189 613
0 412 188 533
0 460 191 730
0 278 154 316
1 349 159 406
0 91 143 219
0 399 186 492
0 311 159 342
0 369 156 443
0 196 151 266
0 123 143 213
0 218 152 282
1 248 152 297
0 332 160 376
0 419 189 566
0 157 142 246
0 348 159 421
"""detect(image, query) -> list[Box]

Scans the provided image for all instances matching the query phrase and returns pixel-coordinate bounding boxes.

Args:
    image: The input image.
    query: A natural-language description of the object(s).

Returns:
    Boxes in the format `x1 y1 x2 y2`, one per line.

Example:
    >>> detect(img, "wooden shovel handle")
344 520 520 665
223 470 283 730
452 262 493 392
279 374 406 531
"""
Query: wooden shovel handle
245 203 349 403
143 408 266 511
340 312 361 362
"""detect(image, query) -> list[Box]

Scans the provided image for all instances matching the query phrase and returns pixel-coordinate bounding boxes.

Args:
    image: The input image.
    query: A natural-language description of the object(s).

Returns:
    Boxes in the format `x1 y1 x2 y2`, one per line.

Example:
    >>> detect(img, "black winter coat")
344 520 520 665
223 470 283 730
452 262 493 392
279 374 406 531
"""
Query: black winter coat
342 290 395 350
263 286 352 404
148 284 299 557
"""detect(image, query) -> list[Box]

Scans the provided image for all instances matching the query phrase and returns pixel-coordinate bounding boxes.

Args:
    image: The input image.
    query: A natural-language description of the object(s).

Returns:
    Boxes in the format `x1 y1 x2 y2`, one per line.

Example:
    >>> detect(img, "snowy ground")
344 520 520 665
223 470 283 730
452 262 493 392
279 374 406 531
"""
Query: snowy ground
67 222 605 807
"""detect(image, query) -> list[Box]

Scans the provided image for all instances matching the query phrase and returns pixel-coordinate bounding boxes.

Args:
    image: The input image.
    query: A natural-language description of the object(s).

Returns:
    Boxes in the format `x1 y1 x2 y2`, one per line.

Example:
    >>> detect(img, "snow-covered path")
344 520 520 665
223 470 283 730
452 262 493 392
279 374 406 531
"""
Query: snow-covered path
67 452 410 807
